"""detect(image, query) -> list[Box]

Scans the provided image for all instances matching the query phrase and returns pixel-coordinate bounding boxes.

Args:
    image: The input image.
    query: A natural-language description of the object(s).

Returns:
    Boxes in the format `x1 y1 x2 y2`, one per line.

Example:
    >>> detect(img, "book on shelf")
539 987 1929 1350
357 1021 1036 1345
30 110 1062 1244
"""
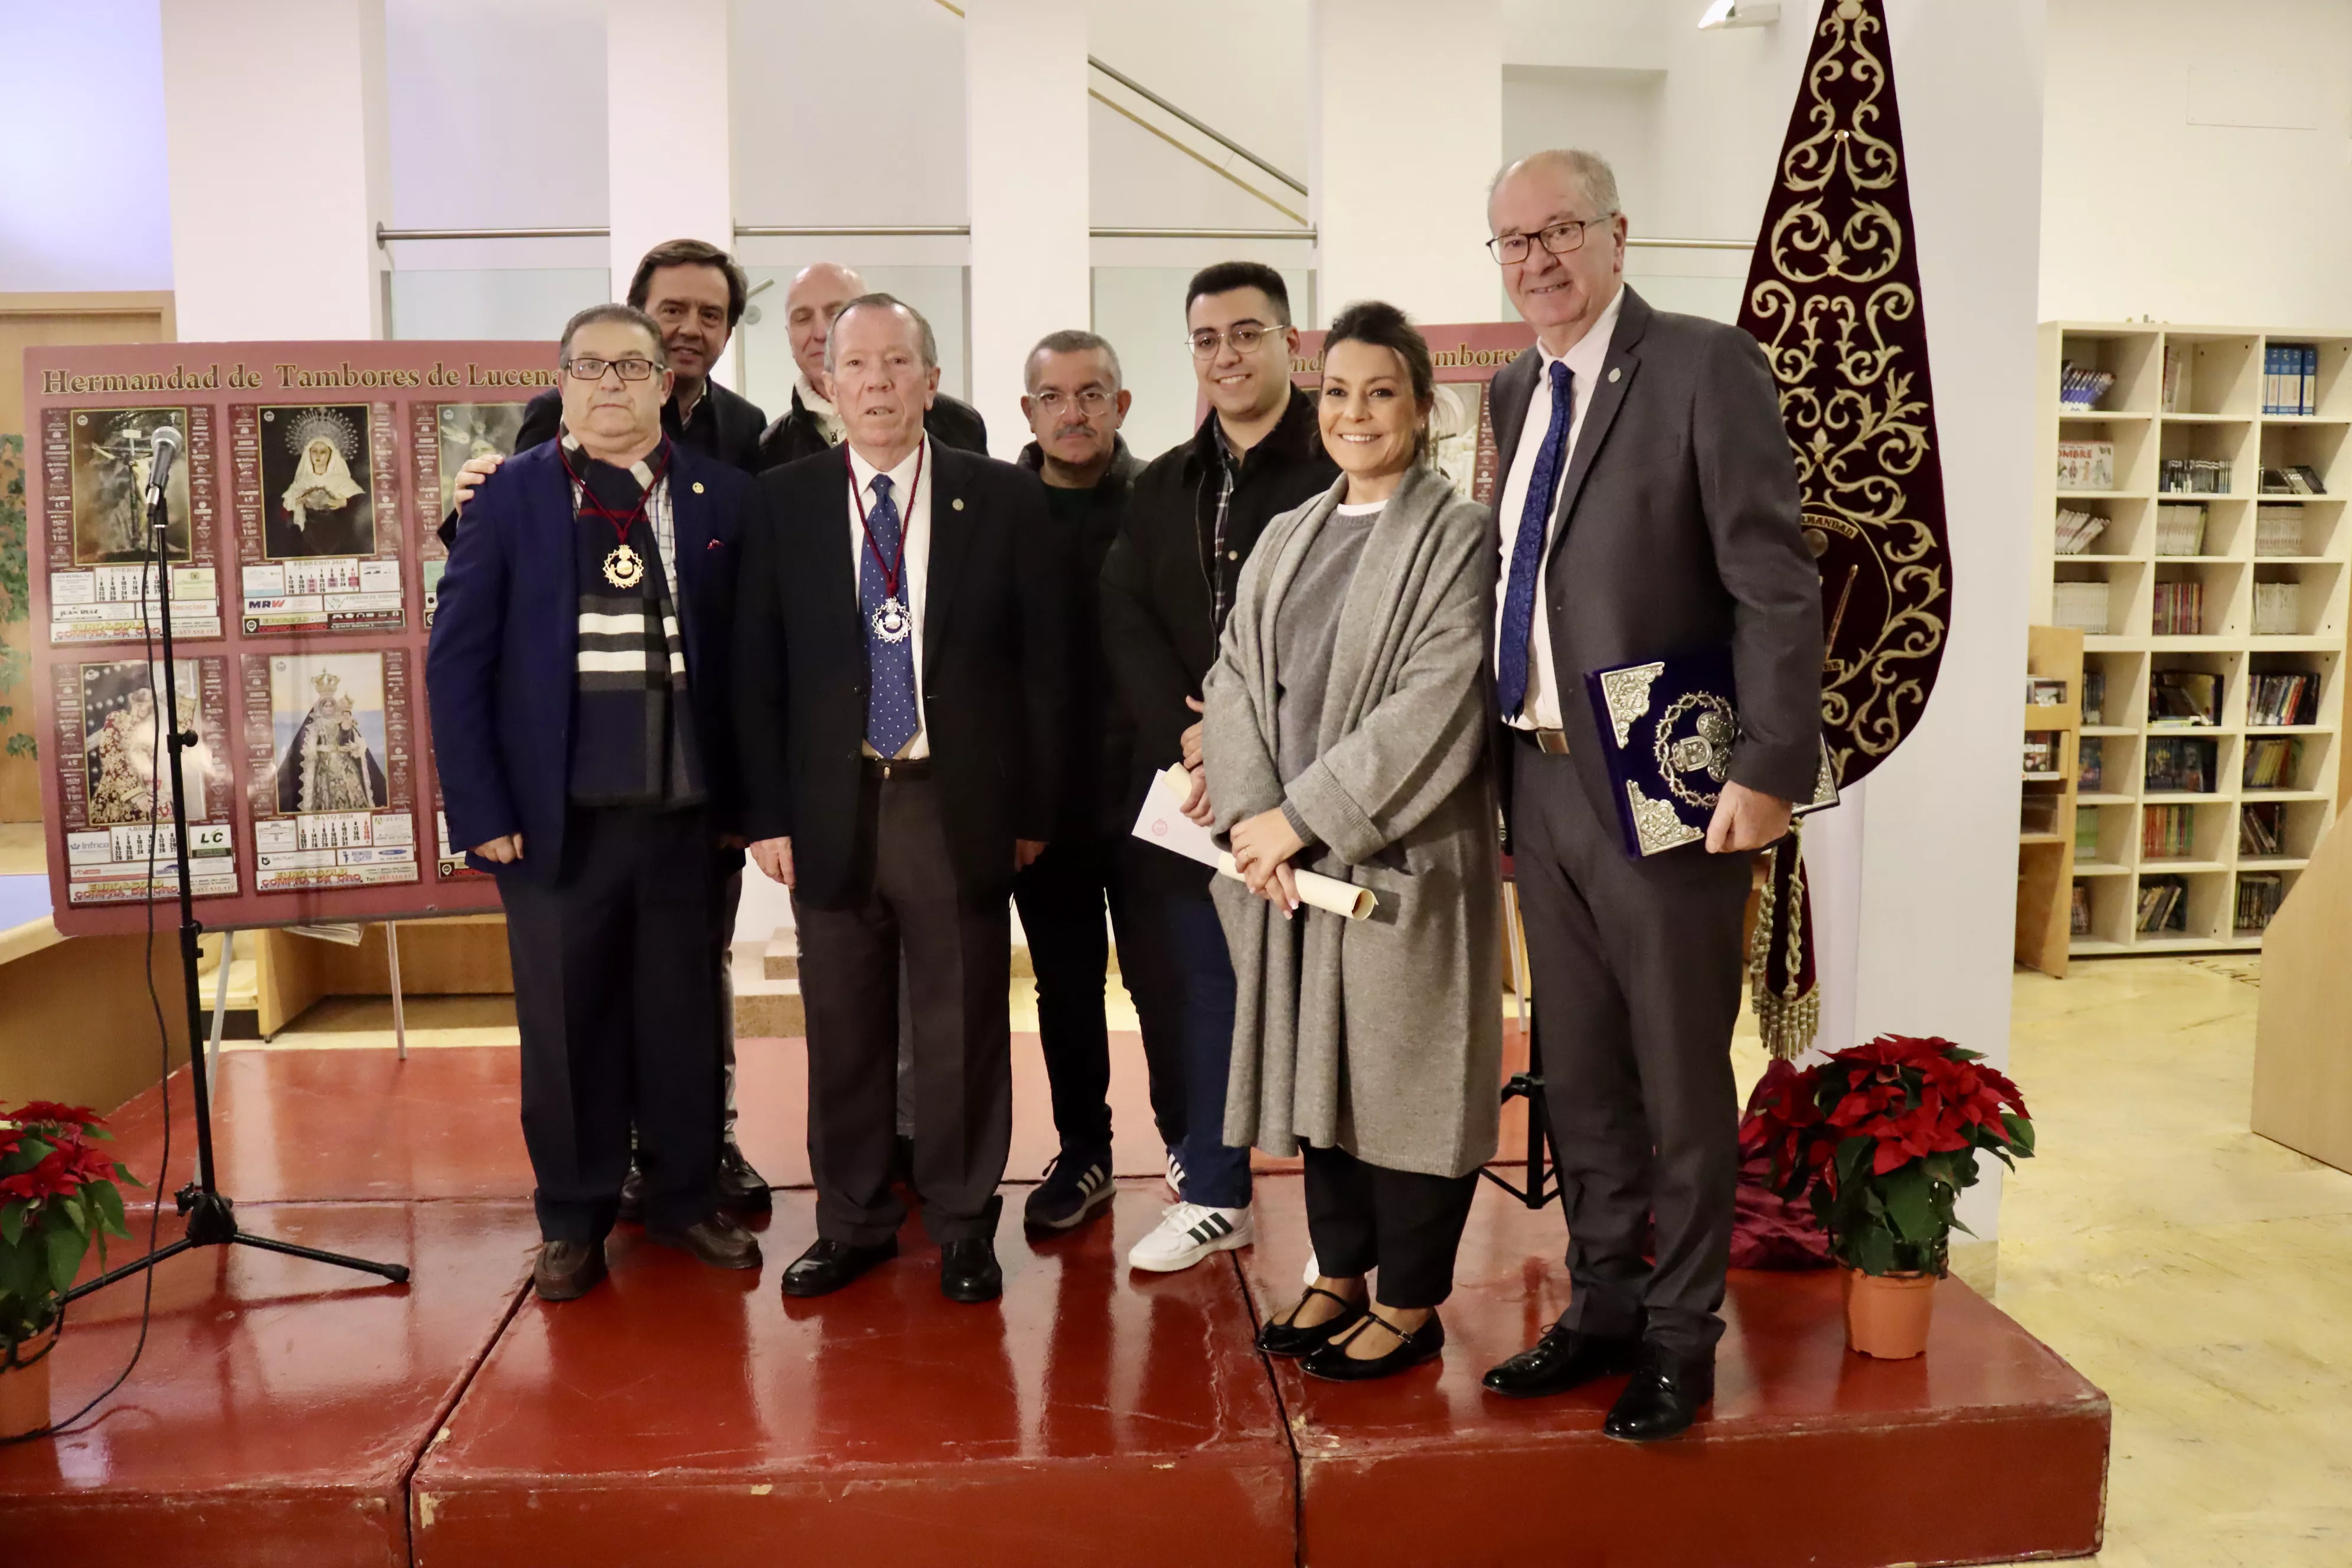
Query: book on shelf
2239 801 2285 857
2075 803 2102 854
2142 802 2193 858
2154 502 2209 556
2151 579 2206 636
2059 361 2118 411
2243 735 2303 789
2253 580 2302 636
2255 504 2307 557
2161 344 2185 413
2023 731 2059 774
2070 881 2093 936
2054 579 2112 633
2235 873 2284 933
2078 735 2104 791
2262 344 2318 417
2144 736 2215 793
2258 465 2327 495
2160 457 2232 495
2135 876 2188 934
2249 671 2317 726
2054 507 2109 555
2057 439 2116 491
2082 670 2106 725
2148 669 2220 726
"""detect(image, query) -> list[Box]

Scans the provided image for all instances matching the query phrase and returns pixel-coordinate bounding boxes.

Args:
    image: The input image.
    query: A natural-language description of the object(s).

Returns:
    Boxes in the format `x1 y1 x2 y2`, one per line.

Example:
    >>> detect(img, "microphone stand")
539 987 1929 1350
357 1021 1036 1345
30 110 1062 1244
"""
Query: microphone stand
64 461 409 1303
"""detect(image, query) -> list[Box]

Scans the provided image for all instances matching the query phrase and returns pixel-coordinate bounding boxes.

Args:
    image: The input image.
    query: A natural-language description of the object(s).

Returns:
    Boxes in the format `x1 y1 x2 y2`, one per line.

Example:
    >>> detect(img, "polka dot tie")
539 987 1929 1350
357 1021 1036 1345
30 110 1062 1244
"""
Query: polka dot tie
861 473 919 758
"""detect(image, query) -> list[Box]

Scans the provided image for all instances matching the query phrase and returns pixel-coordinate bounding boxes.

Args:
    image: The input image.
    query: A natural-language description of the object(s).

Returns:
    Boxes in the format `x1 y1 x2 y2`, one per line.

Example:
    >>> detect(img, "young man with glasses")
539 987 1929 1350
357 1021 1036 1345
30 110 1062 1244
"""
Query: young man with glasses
427 304 763 1301
1102 262 1338 1272
1007 330 1187 1233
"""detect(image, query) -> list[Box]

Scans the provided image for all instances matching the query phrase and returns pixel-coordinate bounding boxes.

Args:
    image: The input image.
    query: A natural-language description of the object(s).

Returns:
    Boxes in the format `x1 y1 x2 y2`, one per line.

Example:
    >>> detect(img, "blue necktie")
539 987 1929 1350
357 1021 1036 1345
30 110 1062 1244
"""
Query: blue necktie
1497 360 1573 719
861 473 920 758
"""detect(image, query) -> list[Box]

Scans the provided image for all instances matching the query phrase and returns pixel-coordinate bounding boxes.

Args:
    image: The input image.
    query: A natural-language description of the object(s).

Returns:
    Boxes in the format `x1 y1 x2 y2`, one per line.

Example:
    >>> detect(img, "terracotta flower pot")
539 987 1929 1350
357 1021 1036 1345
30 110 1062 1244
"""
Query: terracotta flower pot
1 1323 59 1440
1841 1265 1937 1360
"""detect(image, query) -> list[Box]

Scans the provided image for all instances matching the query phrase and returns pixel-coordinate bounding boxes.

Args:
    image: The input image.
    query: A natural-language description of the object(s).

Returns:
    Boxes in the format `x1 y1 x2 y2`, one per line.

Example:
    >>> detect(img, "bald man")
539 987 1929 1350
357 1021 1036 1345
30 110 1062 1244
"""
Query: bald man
756 262 989 468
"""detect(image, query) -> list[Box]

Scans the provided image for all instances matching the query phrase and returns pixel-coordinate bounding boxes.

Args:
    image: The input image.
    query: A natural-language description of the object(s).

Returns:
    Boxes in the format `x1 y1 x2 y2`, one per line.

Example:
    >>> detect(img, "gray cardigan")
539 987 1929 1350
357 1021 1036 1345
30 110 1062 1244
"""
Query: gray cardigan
1203 465 1504 1178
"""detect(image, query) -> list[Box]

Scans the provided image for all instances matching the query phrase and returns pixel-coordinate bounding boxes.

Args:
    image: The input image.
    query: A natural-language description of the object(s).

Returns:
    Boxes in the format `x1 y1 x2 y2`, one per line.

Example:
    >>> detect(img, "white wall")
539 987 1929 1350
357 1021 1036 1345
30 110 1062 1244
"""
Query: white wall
2040 0 2352 327
0 0 172 293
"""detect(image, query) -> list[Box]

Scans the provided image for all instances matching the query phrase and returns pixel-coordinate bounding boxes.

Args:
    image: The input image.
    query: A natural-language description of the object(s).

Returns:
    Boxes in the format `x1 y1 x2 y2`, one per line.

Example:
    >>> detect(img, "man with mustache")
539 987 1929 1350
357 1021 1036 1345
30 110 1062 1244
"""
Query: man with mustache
1007 330 1185 1234
758 261 989 468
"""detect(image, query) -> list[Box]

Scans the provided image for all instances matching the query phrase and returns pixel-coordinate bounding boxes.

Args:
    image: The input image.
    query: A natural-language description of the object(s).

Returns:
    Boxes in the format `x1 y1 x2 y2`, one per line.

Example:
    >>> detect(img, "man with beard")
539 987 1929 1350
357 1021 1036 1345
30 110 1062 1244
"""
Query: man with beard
757 262 988 467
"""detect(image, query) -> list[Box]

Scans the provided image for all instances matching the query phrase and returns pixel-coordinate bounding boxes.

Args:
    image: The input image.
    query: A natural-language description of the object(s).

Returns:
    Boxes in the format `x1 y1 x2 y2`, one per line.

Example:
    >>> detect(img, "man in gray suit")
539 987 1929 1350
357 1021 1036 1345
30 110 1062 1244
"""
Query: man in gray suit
1476 149 1824 1440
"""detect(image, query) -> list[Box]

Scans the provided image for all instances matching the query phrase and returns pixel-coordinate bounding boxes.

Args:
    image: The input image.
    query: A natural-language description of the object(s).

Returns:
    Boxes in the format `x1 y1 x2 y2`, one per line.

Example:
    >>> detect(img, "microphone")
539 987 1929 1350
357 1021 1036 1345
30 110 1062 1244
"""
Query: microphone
145 424 183 509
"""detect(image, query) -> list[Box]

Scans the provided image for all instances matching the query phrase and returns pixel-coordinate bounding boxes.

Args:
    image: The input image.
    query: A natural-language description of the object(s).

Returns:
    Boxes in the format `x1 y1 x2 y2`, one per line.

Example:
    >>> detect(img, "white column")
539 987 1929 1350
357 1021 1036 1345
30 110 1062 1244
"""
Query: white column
1309 0 1503 325
605 0 737 383
161 0 390 340
965 0 1090 457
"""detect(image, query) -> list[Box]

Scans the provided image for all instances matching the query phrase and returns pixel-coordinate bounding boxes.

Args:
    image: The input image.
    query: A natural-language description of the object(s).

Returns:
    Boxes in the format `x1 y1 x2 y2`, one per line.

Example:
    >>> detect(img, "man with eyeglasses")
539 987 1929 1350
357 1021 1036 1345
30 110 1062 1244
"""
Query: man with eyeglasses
427 303 763 1301
1007 329 1186 1233
1103 261 1338 1273
757 261 990 468
1473 149 1822 1441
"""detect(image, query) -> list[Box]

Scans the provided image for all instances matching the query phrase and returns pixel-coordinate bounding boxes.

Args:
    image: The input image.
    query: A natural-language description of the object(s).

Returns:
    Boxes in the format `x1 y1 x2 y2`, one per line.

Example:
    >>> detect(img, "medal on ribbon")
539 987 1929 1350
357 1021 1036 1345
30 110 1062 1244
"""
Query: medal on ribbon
603 541 645 589
852 442 924 647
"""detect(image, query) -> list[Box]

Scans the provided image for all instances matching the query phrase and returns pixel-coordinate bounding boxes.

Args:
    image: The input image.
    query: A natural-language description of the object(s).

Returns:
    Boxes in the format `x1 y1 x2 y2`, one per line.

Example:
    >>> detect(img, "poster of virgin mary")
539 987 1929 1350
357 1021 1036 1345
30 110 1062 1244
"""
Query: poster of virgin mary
270 652 390 814
260 404 376 559
81 659 211 825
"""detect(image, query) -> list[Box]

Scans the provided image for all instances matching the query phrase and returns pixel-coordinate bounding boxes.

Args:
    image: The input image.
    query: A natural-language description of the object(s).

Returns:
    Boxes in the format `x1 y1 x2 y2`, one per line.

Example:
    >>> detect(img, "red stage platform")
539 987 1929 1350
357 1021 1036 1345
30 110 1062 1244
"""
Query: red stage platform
0 1039 2109 1567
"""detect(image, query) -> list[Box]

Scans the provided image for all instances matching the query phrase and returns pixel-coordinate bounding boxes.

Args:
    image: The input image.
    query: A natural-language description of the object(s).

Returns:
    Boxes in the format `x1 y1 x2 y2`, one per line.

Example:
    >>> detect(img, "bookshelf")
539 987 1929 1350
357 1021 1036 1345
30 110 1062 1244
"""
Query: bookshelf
2036 322 2350 955
2016 626 2084 977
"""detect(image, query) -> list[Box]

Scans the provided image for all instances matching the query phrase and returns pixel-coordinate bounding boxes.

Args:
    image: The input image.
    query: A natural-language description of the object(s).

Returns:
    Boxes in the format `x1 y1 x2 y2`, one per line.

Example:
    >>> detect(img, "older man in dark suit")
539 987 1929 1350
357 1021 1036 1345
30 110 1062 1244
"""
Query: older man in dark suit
1474 149 1824 1440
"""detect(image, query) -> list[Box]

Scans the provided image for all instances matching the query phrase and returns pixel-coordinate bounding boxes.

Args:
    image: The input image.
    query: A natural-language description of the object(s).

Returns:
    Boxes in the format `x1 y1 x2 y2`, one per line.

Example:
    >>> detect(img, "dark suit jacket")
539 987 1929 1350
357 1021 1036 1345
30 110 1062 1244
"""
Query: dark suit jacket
425 440 752 881
734 439 1070 911
1488 286 1823 831
757 386 989 471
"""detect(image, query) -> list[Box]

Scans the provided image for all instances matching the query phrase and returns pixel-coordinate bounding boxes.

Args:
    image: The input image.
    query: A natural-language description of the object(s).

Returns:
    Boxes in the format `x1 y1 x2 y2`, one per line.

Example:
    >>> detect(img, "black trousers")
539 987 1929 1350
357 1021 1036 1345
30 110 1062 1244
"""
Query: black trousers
502 803 721 1243
793 774 1012 1247
1013 833 1187 1161
1304 1145 1480 1310
1508 740 1750 1358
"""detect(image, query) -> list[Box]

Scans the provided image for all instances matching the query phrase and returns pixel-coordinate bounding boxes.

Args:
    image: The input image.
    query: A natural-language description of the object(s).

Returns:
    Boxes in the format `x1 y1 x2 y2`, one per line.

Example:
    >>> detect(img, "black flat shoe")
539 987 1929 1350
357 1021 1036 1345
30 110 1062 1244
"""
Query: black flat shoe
1481 1325 1643 1399
1257 1285 1368 1358
1603 1344 1715 1442
780 1237 898 1298
1301 1311 1445 1382
940 1237 1003 1302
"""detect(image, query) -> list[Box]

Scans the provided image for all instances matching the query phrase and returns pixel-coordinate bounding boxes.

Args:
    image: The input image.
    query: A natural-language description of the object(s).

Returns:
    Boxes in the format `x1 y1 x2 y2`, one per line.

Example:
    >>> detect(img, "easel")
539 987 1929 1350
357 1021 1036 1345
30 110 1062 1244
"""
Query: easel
198 920 412 1094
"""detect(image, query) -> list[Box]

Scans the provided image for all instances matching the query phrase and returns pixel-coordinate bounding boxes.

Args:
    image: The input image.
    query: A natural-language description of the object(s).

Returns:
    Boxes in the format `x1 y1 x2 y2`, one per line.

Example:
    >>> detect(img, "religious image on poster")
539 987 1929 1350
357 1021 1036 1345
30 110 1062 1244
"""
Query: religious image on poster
413 400 530 628
1280 324 1533 508
45 404 223 643
234 401 406 635
241 648 418 893
50 656 237 906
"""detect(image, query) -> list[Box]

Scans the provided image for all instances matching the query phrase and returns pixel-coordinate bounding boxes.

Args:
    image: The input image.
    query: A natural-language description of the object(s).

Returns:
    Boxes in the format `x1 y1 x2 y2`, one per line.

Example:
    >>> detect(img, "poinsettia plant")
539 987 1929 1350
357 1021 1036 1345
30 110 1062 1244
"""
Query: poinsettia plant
1740 1035 2034 1278
1 1102 138 1354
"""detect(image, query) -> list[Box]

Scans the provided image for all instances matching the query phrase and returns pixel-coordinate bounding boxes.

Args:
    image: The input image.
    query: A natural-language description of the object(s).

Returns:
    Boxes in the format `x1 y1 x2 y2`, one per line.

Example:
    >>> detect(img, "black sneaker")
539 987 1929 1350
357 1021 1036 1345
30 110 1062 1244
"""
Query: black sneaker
1022 1151 1115 1231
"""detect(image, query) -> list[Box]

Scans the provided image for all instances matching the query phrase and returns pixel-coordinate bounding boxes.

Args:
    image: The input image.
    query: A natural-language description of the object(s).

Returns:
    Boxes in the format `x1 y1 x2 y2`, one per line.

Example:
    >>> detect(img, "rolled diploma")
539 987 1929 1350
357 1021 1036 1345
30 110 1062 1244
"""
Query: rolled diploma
1159 765 1377 922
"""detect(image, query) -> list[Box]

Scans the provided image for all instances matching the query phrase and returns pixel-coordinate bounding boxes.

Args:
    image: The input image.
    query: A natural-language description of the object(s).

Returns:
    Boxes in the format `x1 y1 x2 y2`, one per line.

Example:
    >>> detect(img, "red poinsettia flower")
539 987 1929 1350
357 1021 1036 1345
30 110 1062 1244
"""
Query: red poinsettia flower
4 1102 103 1129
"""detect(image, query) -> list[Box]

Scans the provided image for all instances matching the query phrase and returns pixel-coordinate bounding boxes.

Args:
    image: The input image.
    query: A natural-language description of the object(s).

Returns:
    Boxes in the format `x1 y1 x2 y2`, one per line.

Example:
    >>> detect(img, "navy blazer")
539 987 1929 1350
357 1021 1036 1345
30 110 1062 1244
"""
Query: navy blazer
425 439 752 881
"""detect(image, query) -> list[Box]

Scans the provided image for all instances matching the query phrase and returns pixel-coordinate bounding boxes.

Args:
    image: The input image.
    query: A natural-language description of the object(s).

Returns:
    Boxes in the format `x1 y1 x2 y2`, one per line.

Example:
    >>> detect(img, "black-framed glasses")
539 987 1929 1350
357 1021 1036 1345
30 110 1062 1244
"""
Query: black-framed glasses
1029 387 1115 414
1485 214 1616 265
564 355 660 382
1187 322 1285 359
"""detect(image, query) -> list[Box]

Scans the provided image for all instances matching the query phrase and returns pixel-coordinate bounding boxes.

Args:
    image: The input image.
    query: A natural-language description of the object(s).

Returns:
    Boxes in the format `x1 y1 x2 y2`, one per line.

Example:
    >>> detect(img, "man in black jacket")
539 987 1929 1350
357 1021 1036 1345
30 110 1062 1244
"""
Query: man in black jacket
737 294 1069 1304
1010 329 1186 1234
1101 262 1338 1273
757 262 989 467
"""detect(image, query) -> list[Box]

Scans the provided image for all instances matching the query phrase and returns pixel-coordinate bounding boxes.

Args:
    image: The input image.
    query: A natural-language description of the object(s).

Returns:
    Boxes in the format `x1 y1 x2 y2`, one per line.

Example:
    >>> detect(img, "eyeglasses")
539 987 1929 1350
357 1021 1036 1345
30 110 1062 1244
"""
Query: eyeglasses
1485 214 1616 265
1187 322 1286 359
1030 388 1115 414
564 356 660 382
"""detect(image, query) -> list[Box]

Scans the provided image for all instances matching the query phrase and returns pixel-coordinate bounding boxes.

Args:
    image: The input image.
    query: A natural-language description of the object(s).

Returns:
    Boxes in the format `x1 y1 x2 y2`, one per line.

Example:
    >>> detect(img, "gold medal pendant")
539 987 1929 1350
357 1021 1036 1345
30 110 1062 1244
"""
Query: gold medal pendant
602 542 645 589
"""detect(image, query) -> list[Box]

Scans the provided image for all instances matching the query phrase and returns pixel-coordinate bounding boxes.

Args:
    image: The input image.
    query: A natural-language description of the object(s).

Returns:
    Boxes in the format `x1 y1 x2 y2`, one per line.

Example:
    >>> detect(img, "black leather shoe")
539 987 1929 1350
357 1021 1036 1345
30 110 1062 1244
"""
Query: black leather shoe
940 1237 1003 1302
1603 1344 1716 1442
615 1162 646 1224
716 1141 773 1216
1257 1286 1368 1358
780 1237 898 1298
1480 1325 1643 1399
1302 1311 1445 1381
645 1212 763 1270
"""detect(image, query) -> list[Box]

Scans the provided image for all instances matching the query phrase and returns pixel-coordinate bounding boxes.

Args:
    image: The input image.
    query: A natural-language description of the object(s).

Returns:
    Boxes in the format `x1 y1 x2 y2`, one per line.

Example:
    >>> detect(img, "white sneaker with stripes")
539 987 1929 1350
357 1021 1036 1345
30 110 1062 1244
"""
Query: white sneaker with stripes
1128 1201 1253 1272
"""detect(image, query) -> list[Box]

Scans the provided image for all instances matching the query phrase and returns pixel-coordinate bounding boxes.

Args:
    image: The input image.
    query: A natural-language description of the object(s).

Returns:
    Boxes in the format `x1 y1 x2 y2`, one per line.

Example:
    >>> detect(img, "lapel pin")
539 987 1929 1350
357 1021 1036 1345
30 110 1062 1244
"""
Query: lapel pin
1608 367 1622 384
952 497 965 511
692 481 705 494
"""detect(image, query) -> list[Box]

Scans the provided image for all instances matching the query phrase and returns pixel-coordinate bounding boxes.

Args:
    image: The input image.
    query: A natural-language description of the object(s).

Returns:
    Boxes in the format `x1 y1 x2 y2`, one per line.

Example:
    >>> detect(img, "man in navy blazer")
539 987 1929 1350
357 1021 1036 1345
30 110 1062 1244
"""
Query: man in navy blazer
427 303 762 1302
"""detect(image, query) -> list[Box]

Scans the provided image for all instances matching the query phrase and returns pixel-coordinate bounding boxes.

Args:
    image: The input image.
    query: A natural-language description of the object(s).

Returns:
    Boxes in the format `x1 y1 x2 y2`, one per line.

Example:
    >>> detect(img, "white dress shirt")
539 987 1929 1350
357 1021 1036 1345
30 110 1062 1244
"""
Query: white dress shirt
847 435 932 759
1495 284 1625 731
